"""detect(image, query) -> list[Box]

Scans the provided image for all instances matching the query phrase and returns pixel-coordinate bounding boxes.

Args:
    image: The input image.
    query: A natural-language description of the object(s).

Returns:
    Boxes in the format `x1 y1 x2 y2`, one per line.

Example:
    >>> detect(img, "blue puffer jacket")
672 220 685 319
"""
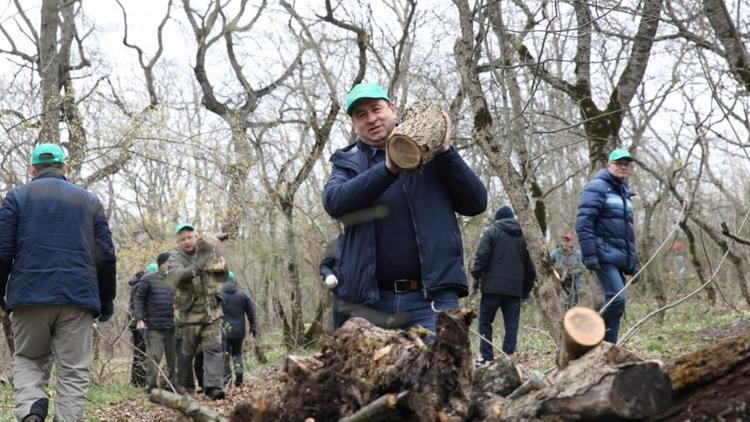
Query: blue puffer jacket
575 169 638 274
133 271 175 330
322 141 487 304
0 168 117 316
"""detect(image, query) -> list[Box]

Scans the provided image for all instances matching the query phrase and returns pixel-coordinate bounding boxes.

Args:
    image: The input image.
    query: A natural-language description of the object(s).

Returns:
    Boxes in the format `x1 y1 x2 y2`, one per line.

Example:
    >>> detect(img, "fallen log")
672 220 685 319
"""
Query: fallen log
496 343 672 420
149 388 227 422
272 310 476 421
387 101 446 170
653 333 750 421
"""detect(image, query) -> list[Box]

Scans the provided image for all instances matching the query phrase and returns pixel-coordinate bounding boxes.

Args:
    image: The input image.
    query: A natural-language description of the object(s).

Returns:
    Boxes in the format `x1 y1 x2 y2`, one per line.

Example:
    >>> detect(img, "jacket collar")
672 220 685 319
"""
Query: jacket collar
32 167 67 181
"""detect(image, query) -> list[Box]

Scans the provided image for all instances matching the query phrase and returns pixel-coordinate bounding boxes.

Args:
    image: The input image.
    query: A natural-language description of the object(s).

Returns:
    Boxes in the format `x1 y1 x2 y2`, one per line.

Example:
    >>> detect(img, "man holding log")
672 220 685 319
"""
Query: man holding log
322 82 487 335
576 148 638 343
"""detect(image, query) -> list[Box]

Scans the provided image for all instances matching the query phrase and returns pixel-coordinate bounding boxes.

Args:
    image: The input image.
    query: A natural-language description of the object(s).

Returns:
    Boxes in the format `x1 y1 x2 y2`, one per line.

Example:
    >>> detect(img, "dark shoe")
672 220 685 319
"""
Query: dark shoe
22 415 43 422
234 373 243 386
206 388 225 400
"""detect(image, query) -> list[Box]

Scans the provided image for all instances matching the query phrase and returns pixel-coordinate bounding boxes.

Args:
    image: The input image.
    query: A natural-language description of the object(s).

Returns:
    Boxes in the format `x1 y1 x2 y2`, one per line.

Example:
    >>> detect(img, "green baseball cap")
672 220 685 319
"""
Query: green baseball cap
345 83 390 115
608 148 633 162
175 223 194 234
146 263 158 272
31 143 65 165
228 271 236 281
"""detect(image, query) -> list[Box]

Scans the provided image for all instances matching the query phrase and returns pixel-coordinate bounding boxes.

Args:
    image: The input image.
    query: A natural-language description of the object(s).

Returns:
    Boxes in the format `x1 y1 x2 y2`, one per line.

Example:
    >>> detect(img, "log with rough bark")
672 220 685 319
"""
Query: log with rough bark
271 310 476 421
495 343 672 420
149 389 228 422
653 334 750 421
562 306 605 364
387 101 446 170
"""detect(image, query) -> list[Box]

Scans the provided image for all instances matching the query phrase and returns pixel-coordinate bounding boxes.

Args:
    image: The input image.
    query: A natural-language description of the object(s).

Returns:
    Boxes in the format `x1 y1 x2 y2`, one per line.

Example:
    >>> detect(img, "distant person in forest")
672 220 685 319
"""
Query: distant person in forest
550 232 584 307
134 252 176 392
576 148 638 343
128 270 147 388
166 223 226 400
0 143 116 422
470 205 536 364
322 82 487 334
219 271 257 387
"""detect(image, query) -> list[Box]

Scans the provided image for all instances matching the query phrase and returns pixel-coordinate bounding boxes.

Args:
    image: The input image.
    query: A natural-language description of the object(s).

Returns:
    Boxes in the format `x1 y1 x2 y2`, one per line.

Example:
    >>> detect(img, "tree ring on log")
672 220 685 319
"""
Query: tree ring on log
563 306 605 359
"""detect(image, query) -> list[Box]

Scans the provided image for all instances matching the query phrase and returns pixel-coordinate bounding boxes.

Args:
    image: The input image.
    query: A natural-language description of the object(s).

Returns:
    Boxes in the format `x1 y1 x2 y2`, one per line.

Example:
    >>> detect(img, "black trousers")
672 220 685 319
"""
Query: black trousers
130 329 147 387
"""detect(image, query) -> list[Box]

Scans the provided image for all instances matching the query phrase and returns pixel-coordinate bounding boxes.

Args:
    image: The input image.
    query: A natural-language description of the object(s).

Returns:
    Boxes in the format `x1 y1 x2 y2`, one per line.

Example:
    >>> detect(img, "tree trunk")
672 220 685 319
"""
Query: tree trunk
562 306 605 362
387 101 446 170
38 0 61 144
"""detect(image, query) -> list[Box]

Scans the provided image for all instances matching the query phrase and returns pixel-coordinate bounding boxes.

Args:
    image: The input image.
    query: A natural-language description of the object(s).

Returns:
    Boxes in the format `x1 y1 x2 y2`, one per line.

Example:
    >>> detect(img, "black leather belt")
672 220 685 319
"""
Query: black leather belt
392 279 423 293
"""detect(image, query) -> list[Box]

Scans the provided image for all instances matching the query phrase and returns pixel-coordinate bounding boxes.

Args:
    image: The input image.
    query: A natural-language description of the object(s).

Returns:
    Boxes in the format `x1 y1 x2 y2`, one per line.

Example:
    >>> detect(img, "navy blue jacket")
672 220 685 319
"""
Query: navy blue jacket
0 168 117 316
471 218 536 297
220 281 256 339
133 271 175 330
576 169 638 274
322 141 487 304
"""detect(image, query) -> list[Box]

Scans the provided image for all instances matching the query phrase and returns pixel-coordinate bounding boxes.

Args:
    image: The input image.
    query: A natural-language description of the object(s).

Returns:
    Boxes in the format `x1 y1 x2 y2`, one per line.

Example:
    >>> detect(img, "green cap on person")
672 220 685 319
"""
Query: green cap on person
228 271 236 281
146 263 158 272
31 143 66 165
345 83 390 115
175 223 194 234
608 148 633 162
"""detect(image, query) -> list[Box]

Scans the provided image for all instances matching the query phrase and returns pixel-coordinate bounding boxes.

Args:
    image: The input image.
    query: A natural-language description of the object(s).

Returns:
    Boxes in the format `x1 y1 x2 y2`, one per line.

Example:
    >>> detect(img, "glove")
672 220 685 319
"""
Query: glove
470 279 480 295
99 301 114 322
324 274 338 289
250 328 258 337
583 256 600 271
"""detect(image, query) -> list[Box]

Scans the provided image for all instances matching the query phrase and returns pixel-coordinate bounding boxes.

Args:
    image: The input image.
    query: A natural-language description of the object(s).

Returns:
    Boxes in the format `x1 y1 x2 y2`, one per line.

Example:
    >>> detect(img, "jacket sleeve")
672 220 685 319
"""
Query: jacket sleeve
133 279 148 321
0 191 19 303
92 201 117 305
470 227 494 280
166 252 210 288
433 148 488 216
244 293 257 333
322 160 397 218
319 237 339 279
576 181 606 263
523 246 536 294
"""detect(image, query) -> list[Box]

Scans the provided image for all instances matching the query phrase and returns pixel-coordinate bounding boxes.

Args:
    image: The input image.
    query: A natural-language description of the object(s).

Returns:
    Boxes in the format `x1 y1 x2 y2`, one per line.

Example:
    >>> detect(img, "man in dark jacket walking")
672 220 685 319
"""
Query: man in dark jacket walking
322 83 487 334
0 143 117 422
128 270 147 388
576 148 638 343
219 271 256 387
471 206 535 363
134 252 176 392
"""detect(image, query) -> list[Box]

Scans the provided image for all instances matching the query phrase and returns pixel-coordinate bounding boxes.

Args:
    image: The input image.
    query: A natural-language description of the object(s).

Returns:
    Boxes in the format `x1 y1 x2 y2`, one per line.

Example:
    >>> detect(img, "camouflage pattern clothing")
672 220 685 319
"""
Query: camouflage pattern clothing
167 247 226 394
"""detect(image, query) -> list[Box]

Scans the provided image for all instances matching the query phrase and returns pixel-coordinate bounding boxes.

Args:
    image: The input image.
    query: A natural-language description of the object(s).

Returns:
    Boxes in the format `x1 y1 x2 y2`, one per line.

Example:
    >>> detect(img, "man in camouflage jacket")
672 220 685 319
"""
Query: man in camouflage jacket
166 223 226 400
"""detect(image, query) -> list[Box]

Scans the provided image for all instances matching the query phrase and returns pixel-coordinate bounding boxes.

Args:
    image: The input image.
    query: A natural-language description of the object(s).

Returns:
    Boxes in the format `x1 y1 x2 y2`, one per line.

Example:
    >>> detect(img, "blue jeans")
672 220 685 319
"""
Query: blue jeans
595 265 627 343
478 294 521 360
335 290 458 336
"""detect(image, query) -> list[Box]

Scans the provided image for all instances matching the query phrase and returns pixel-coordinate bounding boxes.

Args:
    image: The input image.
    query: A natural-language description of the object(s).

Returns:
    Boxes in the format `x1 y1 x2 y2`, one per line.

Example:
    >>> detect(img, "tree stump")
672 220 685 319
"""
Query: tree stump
498 343 672 420
562 306 605 364
387 101 446 170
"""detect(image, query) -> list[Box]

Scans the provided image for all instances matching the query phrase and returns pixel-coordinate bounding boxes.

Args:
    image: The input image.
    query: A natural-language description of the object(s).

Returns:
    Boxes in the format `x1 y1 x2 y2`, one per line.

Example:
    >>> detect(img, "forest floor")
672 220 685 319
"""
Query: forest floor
0 286 747 421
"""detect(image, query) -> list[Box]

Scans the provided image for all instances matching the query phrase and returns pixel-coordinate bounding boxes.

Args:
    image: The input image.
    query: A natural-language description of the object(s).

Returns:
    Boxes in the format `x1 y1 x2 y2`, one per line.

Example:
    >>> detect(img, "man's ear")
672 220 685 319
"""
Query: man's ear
28 165 37 177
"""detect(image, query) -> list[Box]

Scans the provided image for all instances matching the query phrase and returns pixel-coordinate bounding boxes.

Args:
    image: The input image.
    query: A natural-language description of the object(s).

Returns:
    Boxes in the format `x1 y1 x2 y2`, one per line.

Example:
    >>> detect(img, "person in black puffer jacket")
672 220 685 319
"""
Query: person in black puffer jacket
471 206 536 363
134 253 176 391
219 272 257 387
128 270 147 388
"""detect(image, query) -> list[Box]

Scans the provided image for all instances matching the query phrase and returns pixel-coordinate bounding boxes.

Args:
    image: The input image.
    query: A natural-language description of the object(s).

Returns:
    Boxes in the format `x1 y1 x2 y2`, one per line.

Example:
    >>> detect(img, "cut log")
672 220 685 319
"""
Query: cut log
149 389 227 422
653 334 750 421
563 306 605 361
387 101 446 170
498 343 672 420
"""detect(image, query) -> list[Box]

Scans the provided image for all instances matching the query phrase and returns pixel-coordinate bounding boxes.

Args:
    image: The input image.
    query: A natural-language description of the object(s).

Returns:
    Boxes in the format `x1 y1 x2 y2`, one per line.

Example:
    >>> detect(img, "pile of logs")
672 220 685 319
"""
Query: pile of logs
151 306 750 421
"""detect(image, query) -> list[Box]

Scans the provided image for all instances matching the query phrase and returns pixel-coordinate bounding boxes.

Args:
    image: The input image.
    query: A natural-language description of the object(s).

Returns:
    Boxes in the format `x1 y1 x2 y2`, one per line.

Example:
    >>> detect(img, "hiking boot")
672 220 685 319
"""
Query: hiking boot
234 373 243 386
206 388 225 400
474 357 492 367
21 415 43 422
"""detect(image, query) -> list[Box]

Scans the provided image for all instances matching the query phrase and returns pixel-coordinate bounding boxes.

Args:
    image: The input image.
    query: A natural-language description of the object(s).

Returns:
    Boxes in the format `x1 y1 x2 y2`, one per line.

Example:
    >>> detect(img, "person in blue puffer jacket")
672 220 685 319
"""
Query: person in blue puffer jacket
322 83 487 335
576 148 639 343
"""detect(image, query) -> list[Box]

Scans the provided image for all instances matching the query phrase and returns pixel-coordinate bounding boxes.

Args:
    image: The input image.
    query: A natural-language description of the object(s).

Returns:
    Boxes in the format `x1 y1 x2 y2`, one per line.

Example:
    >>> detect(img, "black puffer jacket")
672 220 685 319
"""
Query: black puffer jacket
219 281 257 339
471 218 536 297
127 272 145 330
133 271 175 330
